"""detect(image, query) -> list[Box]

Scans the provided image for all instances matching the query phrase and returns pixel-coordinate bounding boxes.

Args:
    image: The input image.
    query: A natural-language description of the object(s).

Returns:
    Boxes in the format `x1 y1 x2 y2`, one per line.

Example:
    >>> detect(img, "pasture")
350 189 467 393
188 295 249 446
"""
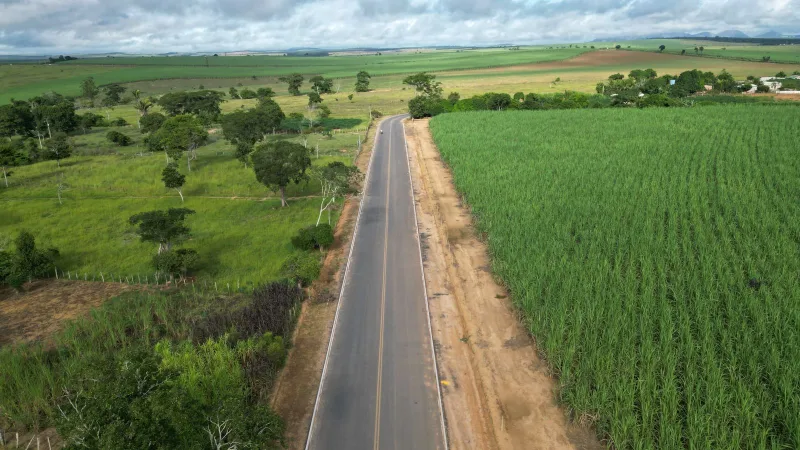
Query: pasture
430 106 800 448
600 39 800 64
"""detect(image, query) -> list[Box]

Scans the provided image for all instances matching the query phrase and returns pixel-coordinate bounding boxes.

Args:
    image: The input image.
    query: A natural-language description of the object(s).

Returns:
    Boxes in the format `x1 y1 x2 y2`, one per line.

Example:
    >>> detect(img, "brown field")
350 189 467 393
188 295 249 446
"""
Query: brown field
0 280 143 346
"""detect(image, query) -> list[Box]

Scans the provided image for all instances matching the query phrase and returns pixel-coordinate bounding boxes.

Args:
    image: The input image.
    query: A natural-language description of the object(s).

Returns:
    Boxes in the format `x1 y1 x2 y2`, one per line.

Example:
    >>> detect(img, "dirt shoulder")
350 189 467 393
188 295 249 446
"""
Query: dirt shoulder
404 119 601 450
269 121 381 449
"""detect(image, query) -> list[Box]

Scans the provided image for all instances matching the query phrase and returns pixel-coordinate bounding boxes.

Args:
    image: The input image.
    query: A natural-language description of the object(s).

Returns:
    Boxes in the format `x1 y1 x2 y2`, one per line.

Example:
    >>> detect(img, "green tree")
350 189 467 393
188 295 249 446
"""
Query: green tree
150 115 208 171
278 73 304 96
102 84 126 106
0 140 27 187
280 252 320 287
252 140 311 207
106 130 132 146
659 44 666 52
312 161 360 225
608 73 625 81
140 112 166 133
29 94 79 137
615 44 621 50
131 90 154 128
402 72 442 96
161 163 186 203
713 70 737 93
307 92 323 107
129 208 195 254
221 99 285 167
355 71 371 92
229 87 240 99
157 90 224 117
775 71 787 78
256 87 276 99
309 76 334 94
0 100 35 138
47 132 71 167
1 231 58 290
81 77 100 106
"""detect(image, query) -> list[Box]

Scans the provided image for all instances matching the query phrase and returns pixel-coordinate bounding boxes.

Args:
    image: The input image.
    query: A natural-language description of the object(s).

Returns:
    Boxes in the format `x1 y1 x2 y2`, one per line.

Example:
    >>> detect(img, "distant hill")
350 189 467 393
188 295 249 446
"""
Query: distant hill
756 30 783 38
690 32 713 38
717 30 749 38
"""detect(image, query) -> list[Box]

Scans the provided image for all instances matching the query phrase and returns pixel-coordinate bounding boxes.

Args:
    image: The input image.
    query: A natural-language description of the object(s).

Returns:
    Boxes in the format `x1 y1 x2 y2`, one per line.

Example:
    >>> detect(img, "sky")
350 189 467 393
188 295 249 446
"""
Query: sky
1 0 799 55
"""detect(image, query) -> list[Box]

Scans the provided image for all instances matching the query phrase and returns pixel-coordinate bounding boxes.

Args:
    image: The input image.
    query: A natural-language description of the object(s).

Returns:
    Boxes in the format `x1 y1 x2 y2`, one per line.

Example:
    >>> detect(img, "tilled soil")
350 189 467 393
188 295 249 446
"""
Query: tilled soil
404 119 601 450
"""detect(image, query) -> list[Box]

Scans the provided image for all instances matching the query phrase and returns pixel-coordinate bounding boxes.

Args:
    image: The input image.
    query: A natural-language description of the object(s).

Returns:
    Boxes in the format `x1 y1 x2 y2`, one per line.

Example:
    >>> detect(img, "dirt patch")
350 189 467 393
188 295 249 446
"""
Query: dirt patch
269 124 380 449
0 280 142 346
404 119 601 450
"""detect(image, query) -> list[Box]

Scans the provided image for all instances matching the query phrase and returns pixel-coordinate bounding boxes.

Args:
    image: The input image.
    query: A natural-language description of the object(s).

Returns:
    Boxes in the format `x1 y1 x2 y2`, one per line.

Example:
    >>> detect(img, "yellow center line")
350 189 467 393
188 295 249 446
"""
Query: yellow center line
374 120 393 450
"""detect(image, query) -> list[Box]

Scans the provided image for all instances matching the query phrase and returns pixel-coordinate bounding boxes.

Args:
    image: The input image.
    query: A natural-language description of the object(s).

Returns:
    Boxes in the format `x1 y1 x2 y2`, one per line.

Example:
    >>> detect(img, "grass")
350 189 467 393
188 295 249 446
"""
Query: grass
430 105 800 449
1 125 358 285
0 47 587 103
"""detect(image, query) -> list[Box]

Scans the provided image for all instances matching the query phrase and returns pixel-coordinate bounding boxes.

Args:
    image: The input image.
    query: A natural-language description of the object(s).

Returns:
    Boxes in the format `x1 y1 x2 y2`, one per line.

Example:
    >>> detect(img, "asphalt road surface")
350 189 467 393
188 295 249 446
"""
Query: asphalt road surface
306 115 446 450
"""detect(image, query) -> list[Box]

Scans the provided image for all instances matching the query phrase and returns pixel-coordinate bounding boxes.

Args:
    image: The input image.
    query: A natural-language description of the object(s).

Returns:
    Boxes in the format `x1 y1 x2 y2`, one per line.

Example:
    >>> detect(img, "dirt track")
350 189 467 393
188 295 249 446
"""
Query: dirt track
404 119 601 450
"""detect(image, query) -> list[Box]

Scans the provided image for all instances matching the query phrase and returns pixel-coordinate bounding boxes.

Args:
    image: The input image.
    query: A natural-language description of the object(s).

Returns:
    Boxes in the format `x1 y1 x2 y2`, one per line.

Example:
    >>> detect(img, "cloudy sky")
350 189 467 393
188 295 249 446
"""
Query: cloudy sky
1 0 798 55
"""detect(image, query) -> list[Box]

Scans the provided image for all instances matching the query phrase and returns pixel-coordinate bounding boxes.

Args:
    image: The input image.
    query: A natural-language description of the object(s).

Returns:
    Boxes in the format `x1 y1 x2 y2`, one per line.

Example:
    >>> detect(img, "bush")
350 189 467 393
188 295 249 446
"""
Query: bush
0 231 58 290
106 130 132 146
239 88 257 99
370 110 383 119
756 84 770 93
109 117 128 126
291 224 334 251
152 248 198 280
139 112 166 133
280 253 321 287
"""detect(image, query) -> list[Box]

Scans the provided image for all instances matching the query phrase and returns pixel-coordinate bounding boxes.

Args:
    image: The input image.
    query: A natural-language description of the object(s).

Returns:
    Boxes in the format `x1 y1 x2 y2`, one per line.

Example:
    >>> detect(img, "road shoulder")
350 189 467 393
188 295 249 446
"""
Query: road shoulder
404 118 601 450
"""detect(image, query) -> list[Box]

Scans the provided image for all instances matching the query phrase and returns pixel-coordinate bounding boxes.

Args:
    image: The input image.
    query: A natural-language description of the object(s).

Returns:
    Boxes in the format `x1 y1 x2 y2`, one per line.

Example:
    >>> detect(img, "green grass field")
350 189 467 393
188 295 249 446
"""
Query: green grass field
0 47 587 104
0 126 359 286
601 39 800 65
430 106 800 448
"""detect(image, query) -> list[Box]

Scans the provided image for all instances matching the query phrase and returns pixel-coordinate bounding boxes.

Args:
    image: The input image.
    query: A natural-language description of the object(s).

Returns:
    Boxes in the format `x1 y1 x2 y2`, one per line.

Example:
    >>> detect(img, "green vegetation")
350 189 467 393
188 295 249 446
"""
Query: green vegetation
430 106 800 448
0 284 302 446
598 39 800 64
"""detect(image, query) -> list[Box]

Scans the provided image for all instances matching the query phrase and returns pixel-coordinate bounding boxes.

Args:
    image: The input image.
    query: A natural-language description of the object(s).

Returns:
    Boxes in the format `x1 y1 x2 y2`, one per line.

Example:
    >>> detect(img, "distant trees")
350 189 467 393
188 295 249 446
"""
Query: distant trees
310 76 334 94
355 71 371 92
278 73 304 96
221 99 286 167
252 140 311 207
149 115 208 171
403 72 442 96
161 163 186 202
81 77 100 106
229 87 240 99
157 90 224 117
102 84 126 106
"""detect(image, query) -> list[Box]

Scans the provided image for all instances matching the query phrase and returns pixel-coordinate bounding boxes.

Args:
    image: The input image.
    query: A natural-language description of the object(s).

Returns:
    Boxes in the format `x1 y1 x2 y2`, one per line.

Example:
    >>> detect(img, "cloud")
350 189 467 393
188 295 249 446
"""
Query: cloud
0 0 798 54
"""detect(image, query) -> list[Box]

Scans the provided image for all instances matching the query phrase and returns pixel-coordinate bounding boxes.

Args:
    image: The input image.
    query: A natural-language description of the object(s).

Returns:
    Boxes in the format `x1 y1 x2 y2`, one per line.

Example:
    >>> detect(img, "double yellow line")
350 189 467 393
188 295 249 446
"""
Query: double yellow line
373 120 392 450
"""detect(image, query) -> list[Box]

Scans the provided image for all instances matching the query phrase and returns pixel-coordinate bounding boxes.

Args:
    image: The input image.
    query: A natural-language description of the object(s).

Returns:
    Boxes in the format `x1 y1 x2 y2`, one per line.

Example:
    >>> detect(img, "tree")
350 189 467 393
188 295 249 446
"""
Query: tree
229 87 240 99
347 94 354 101
317 104 331 120
713 70 737 93
81 77 100 106
402 72 442 97
280 252 320 287
659 44 666 52
47 132 71 167
291 224 334 252
776 71 787 78
106 130 132 146
0 230 58 290
278 73 304 96
153 248 198 279
307 92 323 107
312 161 361 225
0 100 35 138
608 73 625 81
221 99 285 167
128 208 195 254
256 87 276 99
132 90 154 128
29 94 79 138
699 46 704 54
0 140 27 187
681 49 686 55
161 163 186 202
251 140 311 207
150 115 208 171
615 44 621 50
140 112 166 133
239 88 257 99
309 76 334 94
157 90 224 117
102 84 126 106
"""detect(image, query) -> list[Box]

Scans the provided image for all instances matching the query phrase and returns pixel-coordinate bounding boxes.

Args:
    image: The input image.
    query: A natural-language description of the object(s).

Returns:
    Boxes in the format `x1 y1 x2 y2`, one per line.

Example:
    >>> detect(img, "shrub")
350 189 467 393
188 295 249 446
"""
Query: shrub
106 130 132 146
109 117 128 126
756 84 770 93
775 71 787 78
291 224 334 251
152 248 198 280
239 88 257 99
370 110 383 119
1 231 59 290
280 253 321 287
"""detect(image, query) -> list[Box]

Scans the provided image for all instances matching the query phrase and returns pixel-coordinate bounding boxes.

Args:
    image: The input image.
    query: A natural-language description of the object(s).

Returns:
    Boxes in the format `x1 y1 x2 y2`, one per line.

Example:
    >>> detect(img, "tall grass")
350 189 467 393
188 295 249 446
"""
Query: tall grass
430 105 800 449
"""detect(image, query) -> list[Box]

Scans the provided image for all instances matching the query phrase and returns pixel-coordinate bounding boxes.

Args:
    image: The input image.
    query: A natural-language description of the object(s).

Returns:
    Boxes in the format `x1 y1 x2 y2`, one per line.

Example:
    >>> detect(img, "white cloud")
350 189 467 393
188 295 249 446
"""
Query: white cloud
0 0 798 54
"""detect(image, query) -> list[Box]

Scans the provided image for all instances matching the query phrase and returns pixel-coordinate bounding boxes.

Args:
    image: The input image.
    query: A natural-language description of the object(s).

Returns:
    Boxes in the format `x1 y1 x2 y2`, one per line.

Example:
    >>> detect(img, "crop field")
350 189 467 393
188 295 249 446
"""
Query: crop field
602 39 800 64
430 106 800 448
0 47 586 103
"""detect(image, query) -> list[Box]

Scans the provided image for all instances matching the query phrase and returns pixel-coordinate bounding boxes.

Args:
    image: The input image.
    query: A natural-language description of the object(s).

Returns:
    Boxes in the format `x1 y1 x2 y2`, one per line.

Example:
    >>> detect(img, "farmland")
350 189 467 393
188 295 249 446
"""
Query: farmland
430 106 800 448
602 39 800 64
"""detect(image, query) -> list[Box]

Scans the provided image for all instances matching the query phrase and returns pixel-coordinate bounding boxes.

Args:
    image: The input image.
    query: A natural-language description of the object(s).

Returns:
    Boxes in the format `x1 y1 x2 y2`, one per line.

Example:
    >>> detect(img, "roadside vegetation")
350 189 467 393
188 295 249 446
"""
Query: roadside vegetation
430 106 800 448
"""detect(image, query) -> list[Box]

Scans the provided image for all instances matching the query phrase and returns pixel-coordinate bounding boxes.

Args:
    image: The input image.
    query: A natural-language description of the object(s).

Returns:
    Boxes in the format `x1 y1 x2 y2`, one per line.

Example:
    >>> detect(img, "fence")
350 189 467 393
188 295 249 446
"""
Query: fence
51 267 255 294
0 431 53 449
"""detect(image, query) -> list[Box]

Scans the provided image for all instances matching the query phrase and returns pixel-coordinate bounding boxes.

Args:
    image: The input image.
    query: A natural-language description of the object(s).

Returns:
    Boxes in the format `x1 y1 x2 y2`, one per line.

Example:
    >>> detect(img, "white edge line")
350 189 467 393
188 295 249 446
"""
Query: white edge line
304 116 386 450
402 119 449 450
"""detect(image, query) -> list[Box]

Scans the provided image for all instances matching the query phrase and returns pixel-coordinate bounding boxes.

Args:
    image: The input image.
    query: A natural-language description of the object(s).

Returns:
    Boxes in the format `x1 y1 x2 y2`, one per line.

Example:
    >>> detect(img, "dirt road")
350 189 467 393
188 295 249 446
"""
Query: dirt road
404 119 601 450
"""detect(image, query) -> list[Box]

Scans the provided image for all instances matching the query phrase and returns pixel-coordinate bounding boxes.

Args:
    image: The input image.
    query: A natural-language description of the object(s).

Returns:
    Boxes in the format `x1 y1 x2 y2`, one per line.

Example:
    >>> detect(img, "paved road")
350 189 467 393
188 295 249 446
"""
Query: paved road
306 115 446 450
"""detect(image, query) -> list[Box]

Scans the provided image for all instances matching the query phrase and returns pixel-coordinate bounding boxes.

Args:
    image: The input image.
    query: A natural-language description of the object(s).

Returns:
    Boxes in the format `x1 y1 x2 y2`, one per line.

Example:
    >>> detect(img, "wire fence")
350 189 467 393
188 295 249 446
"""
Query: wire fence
51 267 255 294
